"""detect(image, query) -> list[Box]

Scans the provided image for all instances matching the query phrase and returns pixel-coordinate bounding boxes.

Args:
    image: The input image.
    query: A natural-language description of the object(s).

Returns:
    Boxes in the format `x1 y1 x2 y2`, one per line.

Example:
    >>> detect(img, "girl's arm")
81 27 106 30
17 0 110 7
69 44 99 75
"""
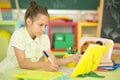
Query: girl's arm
13 47 59 71
56 55 80 66
46 49 80 66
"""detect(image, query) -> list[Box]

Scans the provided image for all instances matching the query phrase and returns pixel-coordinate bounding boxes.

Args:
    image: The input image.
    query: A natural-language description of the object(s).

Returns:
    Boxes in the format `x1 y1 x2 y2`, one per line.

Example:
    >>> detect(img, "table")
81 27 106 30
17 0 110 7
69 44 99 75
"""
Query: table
2 67 120 80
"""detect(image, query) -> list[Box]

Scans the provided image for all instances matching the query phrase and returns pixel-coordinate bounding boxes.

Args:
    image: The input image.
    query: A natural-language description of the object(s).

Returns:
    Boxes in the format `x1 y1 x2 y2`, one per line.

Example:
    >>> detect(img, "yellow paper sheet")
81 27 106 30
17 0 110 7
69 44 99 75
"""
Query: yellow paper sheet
15 71 64 80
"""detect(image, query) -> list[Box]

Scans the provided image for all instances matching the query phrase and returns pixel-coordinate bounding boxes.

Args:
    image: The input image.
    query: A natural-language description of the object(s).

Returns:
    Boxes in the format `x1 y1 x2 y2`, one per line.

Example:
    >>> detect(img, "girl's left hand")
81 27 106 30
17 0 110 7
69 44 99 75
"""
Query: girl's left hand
69 54 82 63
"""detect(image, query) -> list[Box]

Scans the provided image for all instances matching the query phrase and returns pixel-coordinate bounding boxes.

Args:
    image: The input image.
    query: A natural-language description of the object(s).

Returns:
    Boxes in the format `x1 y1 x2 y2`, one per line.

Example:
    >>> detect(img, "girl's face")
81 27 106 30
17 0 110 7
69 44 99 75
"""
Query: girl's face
26 14 49 39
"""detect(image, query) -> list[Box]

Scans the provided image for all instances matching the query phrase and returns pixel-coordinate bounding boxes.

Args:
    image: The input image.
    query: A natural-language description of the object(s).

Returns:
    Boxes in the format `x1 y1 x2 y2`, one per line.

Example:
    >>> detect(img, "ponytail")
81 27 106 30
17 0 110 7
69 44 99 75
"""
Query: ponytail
25 0 49 23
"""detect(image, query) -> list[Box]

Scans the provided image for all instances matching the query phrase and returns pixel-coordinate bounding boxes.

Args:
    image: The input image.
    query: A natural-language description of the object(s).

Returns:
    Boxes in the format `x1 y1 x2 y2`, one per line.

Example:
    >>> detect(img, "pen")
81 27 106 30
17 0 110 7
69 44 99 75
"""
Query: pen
43 50 54 64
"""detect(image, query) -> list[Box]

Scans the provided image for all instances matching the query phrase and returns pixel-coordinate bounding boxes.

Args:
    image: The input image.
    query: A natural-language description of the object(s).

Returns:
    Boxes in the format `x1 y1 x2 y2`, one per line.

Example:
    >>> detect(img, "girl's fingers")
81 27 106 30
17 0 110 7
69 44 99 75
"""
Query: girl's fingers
49 64 59 71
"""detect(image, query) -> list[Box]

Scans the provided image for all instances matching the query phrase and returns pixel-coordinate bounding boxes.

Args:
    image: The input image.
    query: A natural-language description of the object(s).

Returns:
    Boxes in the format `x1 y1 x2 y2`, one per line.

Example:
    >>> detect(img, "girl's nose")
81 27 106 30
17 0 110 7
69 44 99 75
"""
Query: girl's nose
42 26 46 32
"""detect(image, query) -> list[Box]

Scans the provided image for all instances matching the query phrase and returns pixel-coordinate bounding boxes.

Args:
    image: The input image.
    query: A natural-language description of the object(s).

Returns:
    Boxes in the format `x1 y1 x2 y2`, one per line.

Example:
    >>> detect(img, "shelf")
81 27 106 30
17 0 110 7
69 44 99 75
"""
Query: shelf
77 22 98 52
48 21 78 52
0 21 18 32
53 51 67 56
0 21 18 26
78 22 98 27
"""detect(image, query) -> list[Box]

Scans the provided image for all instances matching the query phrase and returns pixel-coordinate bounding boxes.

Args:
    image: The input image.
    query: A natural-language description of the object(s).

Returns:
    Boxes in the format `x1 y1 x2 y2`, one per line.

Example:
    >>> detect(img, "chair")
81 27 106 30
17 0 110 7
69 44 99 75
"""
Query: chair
0 37 8 62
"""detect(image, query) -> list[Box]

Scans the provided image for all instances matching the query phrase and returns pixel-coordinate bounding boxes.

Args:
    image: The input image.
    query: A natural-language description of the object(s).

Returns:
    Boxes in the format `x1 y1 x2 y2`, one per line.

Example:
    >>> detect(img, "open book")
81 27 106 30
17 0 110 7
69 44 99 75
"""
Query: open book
80 37 114 62
70 43 112 78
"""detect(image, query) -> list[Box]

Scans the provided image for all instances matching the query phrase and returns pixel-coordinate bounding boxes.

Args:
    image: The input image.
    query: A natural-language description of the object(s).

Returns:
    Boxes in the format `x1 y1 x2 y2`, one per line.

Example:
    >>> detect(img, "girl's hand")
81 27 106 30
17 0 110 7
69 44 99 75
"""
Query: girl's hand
69 54 82 63
42 62 59 71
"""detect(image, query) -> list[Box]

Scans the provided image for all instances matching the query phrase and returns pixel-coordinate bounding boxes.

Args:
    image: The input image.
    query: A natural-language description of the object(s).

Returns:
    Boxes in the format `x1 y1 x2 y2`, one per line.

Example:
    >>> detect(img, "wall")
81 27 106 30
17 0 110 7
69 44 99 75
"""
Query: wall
12 9 98 22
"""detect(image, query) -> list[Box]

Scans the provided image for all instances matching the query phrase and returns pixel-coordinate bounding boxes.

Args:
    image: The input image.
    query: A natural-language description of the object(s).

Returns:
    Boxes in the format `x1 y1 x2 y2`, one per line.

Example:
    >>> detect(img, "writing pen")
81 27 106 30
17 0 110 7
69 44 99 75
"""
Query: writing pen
43 50 54 64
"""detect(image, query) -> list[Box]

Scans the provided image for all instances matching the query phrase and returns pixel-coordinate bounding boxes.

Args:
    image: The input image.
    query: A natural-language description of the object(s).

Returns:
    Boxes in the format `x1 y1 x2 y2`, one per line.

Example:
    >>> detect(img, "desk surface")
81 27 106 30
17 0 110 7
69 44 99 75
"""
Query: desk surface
2 67 120 80
73 68 120 80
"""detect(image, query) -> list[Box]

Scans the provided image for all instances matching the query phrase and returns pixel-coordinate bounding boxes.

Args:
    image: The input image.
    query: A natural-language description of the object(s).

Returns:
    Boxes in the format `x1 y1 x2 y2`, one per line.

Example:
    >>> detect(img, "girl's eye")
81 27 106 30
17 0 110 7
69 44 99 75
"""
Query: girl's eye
39 24 47 28
39 24 43 26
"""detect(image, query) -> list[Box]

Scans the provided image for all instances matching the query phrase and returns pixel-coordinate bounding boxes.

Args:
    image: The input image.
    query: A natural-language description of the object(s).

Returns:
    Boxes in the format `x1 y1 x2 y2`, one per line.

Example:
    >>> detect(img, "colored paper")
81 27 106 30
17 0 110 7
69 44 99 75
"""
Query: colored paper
15 71 64 80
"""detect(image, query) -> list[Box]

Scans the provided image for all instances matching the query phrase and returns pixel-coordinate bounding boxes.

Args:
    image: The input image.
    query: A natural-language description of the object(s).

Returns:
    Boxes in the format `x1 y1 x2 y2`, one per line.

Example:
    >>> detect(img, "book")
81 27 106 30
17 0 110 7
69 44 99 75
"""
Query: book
98 64 120 70
99 60 114 67
70 43 112 78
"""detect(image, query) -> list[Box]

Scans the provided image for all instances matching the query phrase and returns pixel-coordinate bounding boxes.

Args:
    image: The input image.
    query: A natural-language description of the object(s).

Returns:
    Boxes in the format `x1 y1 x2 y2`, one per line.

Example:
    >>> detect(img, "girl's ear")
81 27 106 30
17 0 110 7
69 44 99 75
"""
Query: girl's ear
26 18 32 25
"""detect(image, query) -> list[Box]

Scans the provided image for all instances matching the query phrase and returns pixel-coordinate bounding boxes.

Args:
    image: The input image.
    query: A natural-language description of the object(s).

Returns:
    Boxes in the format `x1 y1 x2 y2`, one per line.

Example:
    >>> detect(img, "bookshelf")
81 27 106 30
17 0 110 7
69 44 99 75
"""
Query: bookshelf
77 22 99 52
48 21 78 53
0 21 18 33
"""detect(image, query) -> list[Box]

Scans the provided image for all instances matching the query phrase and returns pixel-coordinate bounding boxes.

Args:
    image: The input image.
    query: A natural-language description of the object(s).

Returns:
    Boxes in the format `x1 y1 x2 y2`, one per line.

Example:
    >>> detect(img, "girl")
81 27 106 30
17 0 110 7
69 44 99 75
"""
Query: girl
0 0 80 75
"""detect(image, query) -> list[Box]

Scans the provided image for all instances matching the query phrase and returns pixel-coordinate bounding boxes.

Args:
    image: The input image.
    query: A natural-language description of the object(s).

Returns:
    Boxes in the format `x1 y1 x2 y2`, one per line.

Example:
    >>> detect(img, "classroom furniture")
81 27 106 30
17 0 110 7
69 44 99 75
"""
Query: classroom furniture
53 33 75 49
0 37 8 61
112 54 120 62
74 67 120 80
77 22 98 52
0 21 18 61
0 0 13 20
2 67 120 80
0 21 18 33
49 22 99 56
48 22 78 52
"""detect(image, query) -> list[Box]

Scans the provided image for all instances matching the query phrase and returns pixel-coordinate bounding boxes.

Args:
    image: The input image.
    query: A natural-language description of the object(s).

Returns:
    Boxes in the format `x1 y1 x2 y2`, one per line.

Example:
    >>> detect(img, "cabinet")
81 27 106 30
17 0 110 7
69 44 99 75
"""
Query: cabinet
48 22 99 56
77 22 98 52
0 21 18 33
48 22 78 52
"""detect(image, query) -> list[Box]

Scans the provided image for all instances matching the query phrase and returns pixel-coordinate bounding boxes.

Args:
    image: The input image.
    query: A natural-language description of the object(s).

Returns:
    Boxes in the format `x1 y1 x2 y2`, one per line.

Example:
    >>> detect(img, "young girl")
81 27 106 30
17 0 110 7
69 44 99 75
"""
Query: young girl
0 0 80 75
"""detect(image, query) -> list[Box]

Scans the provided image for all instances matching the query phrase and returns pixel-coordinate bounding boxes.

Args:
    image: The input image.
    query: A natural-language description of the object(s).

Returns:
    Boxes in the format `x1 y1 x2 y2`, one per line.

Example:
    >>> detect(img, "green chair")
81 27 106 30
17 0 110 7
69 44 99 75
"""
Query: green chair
0 37 8 62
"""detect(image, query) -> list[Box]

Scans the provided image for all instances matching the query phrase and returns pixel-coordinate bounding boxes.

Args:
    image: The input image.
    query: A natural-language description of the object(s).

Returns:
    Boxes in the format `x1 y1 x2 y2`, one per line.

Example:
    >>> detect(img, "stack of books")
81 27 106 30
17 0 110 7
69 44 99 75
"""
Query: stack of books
0 0 13 20
97 44 120 71
99 59 114 67
97 60 119 71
